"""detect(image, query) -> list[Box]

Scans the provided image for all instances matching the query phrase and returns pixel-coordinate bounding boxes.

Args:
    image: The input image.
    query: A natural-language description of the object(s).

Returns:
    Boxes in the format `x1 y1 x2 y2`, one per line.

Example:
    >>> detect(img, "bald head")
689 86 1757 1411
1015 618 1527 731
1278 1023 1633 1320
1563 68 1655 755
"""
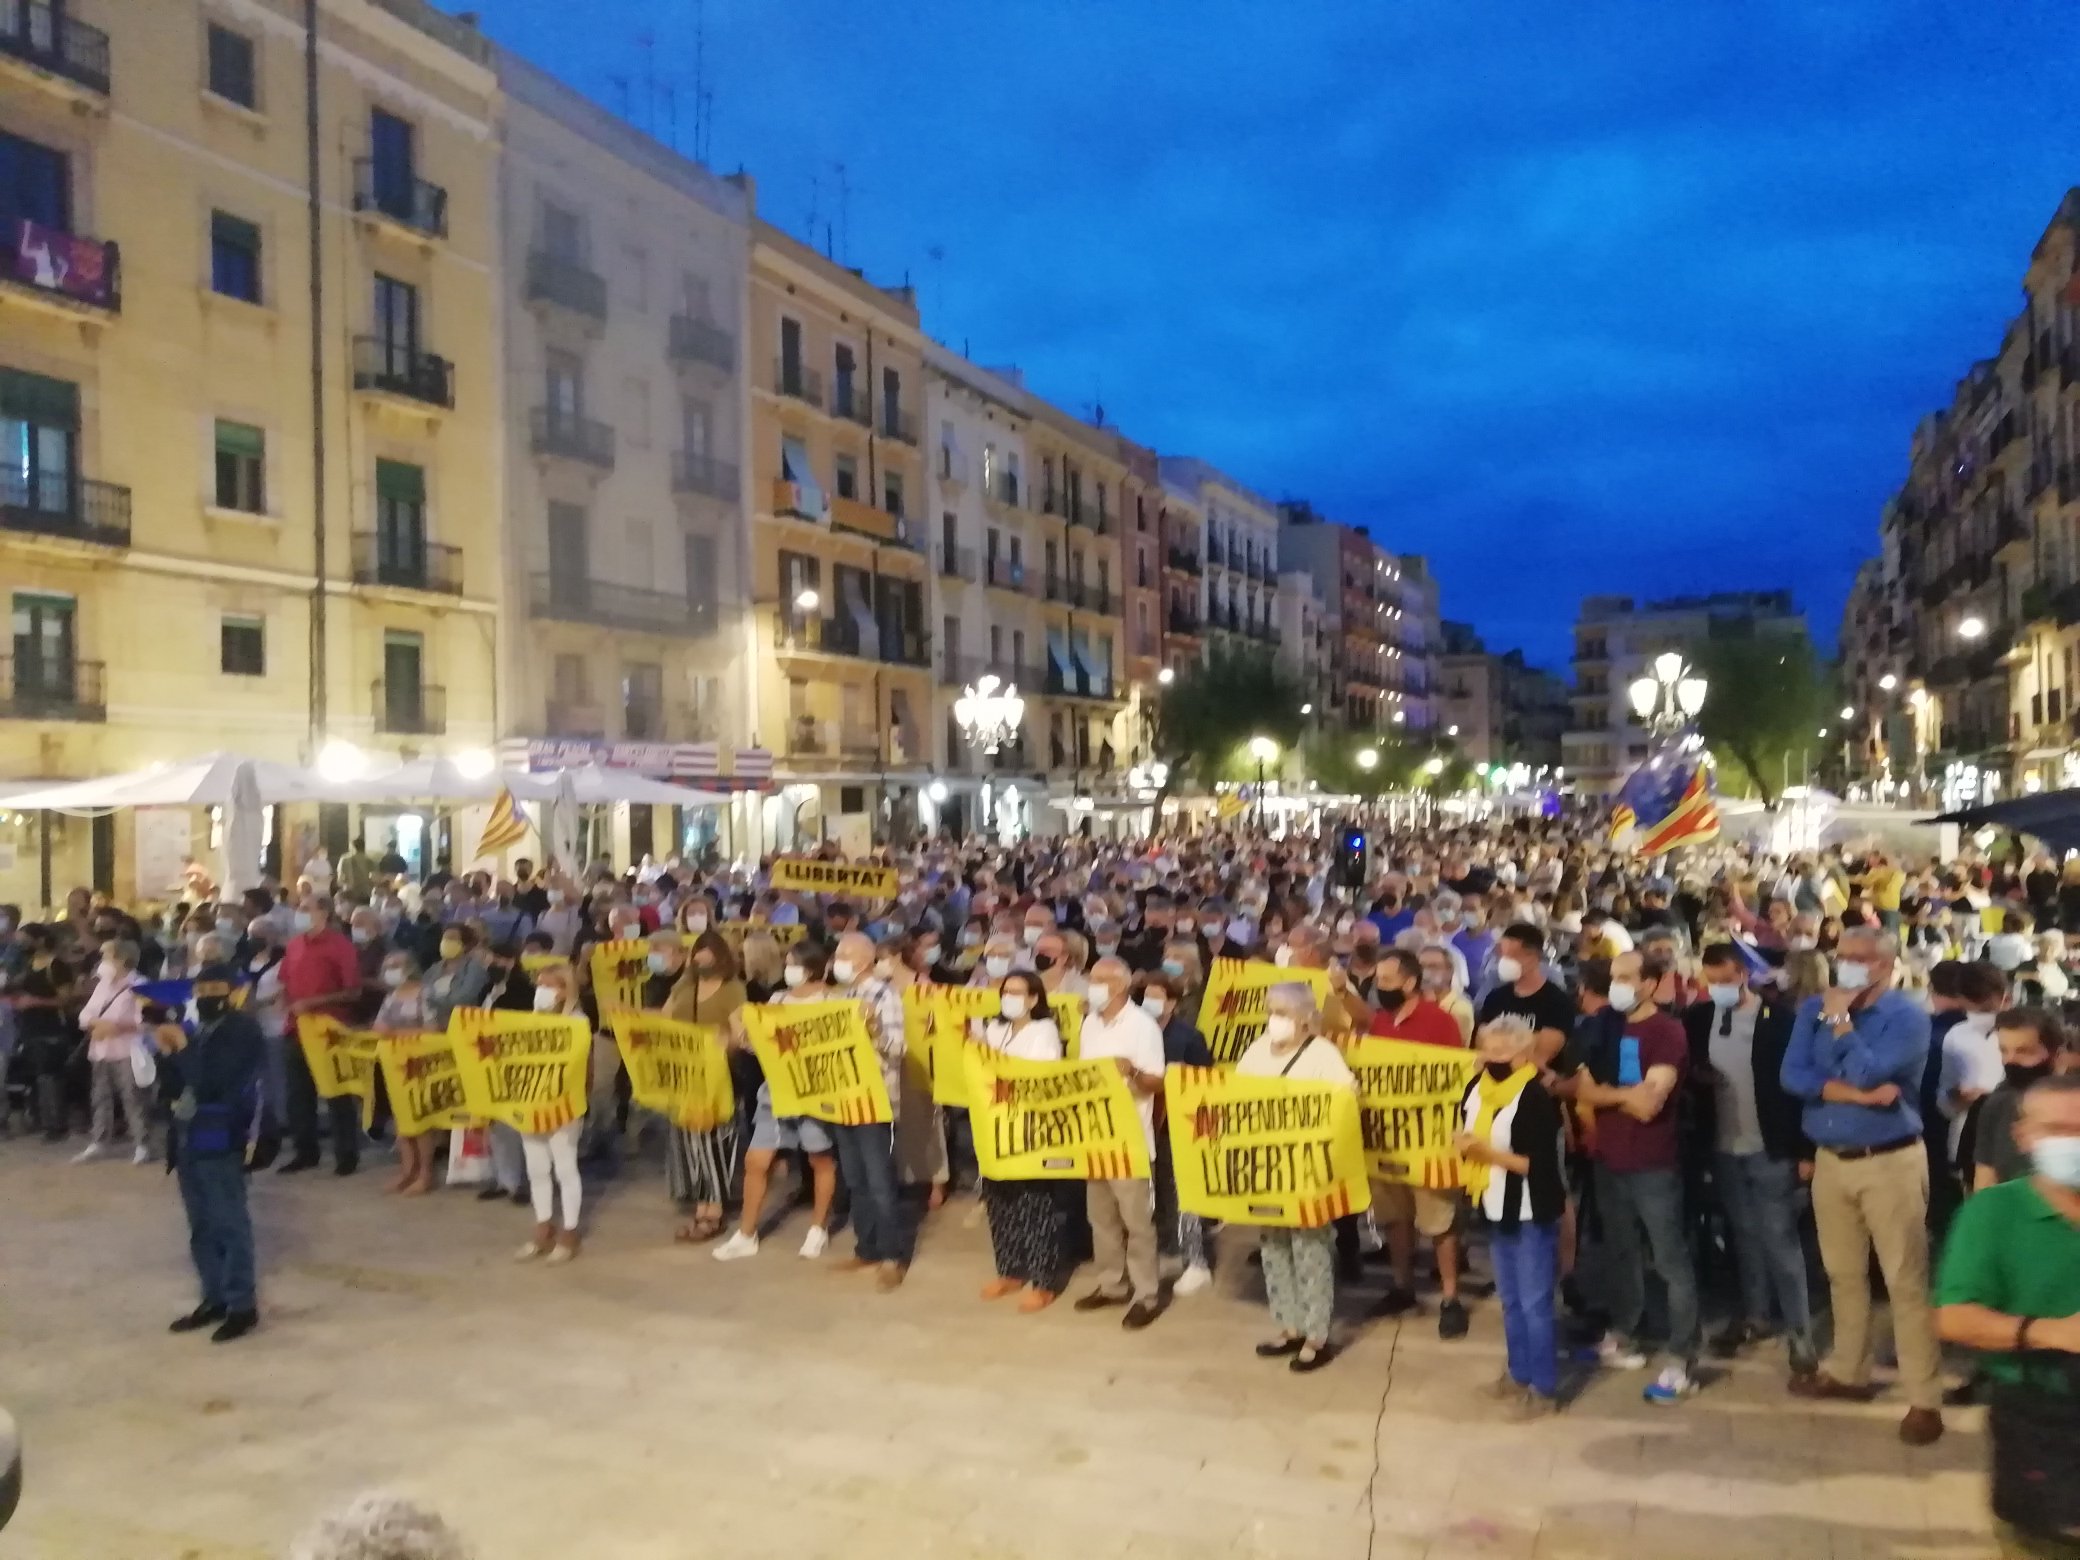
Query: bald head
835 930 877 982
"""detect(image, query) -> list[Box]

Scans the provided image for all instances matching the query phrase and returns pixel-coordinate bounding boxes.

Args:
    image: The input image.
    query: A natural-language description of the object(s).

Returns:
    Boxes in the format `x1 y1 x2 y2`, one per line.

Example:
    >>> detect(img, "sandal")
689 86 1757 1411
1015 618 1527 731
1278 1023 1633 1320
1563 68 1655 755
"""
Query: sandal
674 1214 725 1244
1017 1289 1058 1313
981 1277 1026 1301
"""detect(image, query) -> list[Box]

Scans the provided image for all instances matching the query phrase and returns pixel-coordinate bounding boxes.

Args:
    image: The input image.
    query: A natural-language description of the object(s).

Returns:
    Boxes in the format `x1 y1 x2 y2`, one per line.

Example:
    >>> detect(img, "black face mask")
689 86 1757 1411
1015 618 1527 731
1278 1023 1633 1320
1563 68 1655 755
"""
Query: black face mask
1380 983 1413 1006
2006 1060 2054 1089
1484 1060 1517 1081
1034 952 1058 972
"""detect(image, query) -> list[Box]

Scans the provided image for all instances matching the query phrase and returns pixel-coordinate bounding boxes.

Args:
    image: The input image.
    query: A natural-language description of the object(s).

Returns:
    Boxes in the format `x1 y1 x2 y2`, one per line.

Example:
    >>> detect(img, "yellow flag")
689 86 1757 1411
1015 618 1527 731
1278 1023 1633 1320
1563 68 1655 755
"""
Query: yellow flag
447 1008 590 1134
742 998 891 1125
1196 959 1333 1067
1216 793 1248 821
589 938 650 1039
1163 1065 1371 1227
477 786 531 857
925 985 1000 1107
965 1044 1149 1181
377 1031 469 1137
769 856 900 901
618 1013 734 1130
1343 1036 1478 1189
293 1014 379 1130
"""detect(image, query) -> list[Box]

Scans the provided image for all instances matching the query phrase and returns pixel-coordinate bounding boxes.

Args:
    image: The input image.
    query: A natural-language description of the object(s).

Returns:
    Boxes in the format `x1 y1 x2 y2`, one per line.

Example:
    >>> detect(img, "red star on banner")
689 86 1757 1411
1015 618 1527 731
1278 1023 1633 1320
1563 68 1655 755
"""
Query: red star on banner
991 1078 1017 1106
1191 1104 1218 1143
772 1025 799 1056
474 1036 500 1061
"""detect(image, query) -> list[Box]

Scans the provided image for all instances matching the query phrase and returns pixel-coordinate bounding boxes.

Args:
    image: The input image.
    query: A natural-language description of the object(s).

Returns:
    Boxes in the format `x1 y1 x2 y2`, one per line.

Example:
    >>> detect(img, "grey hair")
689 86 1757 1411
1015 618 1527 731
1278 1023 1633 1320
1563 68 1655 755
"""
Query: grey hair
1477 1013 1538 1051
102 937 140 970
1264 981 1321 1025
1838 925 1900 959
194 932 233 967
290 1494 472 1560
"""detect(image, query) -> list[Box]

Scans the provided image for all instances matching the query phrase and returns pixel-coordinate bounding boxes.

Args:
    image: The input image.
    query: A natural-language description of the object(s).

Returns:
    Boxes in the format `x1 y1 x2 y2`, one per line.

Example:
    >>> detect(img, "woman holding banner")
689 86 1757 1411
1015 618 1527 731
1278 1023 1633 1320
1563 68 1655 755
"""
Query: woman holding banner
372 951 434 1195
664 931 746 1243
978 971 1074 1311
514 963 588 1264
1235 983 1356 1372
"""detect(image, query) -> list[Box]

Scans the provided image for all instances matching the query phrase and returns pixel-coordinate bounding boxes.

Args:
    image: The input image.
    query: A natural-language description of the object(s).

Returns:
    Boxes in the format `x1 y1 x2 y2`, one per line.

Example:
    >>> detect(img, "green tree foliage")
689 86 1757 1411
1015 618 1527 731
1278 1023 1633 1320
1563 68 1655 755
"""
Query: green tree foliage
1690 631 1833 807
1152 643 1309 790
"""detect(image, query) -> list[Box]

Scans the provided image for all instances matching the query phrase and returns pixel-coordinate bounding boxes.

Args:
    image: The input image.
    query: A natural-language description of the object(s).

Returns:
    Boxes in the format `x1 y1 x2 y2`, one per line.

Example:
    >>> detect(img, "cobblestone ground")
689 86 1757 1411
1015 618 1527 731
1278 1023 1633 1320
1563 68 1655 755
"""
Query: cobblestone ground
0 1137 1996 1559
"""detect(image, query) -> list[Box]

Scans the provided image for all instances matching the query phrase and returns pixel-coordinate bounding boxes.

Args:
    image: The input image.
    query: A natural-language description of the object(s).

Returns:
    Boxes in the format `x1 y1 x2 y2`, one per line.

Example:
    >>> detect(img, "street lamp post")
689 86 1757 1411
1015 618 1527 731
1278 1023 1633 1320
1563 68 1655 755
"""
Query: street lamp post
1626 650 1708 737
954 674 1026 838
1248 735 1279 831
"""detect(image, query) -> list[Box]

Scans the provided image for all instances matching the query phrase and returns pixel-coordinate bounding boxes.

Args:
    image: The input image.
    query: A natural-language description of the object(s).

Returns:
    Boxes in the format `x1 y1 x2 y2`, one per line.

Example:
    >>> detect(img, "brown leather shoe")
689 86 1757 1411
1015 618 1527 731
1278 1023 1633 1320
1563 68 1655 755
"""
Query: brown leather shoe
827 1256 874 1274
1788 1372 1878 1402
1899 1408 1944 1447
874 1262 906 1292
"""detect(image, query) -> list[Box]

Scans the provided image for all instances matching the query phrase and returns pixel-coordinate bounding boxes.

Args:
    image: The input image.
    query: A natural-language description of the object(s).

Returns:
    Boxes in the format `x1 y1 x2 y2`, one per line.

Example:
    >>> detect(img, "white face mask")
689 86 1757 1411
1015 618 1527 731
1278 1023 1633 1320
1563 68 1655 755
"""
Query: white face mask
1262 1014 1297 1045
1140 993 1168 1019
532 986 562 1013
1707 982 1743 1009
1834 960 1870 991
684 913 708 934
1789 935 1817 952
1494 956 1524 984
1607 981 1638 1012
831 958 858 985
546 889 566 907
783 965 807 988
1272 945 1294 968
1021 925 1044 947
985 955 1012 979
1087 982 1112 1012
1000 992 1029 1020
383 967 407 989
1962 1009 1998 1036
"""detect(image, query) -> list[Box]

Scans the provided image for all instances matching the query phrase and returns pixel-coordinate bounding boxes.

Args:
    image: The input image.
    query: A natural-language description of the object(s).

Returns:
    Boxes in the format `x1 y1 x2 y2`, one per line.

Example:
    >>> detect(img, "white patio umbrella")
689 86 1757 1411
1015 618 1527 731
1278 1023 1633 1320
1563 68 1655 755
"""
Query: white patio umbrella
340 757 556 805
219 760 266 899
544 766 580 877
2 751 333 810
558 764 728 807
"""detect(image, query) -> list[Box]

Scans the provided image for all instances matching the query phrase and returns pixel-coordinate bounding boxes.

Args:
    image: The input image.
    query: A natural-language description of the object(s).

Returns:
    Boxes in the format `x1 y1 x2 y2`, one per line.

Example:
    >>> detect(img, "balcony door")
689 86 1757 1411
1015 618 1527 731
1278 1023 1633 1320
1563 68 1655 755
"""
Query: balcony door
375 460 426 584
373 273 419 378
0 368 78 516
370 109 416 216
547 502 590 610
0 130 70 232
383 630 424 729
13 591 76 701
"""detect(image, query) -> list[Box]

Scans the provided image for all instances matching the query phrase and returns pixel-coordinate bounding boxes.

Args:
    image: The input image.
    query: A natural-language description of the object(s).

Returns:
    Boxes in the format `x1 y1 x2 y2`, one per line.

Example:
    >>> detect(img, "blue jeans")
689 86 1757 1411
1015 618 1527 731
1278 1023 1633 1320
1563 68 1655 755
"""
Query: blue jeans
1594 1163 1699 1365
177 1152 256 1313
1490 1221 1560 1397
1714 1151 1814 1350
832 1121 911 1264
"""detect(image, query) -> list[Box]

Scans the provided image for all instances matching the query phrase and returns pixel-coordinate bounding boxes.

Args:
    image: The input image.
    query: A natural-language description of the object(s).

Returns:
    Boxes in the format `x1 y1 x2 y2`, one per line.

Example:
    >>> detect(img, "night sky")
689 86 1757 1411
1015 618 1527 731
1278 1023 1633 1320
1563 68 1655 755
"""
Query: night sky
462 0 2080 670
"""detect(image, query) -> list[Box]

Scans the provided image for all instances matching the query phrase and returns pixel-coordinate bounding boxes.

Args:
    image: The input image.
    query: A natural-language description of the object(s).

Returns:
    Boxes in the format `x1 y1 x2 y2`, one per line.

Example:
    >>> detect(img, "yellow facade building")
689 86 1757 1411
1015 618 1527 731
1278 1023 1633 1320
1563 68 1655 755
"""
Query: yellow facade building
746 219 931 851
0 0 501 900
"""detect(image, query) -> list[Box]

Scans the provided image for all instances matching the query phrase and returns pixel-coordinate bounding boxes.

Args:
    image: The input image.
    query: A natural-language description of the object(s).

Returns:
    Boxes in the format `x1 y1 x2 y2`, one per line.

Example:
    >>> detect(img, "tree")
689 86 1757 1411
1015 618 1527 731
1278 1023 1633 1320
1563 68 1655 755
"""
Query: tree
1152 642 1309 792
1690 631 1833 807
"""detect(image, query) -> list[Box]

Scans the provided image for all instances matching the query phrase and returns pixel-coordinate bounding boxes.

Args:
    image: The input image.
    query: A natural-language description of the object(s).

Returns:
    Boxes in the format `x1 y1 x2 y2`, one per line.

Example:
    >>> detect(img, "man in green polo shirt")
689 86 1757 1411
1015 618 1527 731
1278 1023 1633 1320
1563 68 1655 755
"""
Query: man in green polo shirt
1936 1075 2080 1559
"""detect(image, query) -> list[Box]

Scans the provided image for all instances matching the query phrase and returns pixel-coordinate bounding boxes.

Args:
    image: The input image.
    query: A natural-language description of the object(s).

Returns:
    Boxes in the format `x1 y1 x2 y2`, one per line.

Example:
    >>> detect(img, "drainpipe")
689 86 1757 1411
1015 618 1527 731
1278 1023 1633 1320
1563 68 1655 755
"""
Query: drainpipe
304 0 329 751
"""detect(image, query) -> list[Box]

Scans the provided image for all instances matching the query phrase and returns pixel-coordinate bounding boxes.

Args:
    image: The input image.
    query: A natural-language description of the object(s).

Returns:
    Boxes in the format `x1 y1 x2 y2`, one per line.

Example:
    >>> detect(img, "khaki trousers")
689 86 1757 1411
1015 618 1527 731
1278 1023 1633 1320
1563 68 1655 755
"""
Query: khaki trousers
1086 1178 1158 1303
1812 1143 1941 1411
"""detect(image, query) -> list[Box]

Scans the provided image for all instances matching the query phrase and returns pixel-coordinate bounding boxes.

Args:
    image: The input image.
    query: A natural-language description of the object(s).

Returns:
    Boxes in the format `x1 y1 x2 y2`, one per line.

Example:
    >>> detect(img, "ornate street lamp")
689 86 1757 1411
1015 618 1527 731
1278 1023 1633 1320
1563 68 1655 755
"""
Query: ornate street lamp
1248 735 1279 830
1627 650 1708 737
954 674 1025 756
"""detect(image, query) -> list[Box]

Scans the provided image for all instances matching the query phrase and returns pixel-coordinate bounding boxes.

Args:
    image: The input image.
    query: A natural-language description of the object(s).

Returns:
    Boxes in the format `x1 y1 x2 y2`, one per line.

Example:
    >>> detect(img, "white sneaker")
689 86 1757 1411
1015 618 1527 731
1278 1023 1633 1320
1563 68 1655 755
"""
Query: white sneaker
71 1142 105 1164
1597 1335 1648 1370
798 1225 829 1260
1173 1263 1212 1297
1643 1364 1696 1405
131 1144 153 1166
513 1240 547 1263
711 1230 760 1262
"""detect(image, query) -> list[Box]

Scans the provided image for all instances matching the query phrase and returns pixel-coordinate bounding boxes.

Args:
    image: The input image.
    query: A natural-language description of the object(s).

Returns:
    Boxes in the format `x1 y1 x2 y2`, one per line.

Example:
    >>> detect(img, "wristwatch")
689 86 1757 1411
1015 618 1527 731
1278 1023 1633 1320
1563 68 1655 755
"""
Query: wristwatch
2017 1317 2036 1352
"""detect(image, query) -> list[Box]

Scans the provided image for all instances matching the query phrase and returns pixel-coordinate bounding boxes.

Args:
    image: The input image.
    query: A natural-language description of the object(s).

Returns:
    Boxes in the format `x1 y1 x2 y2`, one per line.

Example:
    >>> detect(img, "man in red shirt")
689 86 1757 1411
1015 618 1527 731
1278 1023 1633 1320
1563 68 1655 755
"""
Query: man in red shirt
1365 949 1474 1338
278 896 365 1176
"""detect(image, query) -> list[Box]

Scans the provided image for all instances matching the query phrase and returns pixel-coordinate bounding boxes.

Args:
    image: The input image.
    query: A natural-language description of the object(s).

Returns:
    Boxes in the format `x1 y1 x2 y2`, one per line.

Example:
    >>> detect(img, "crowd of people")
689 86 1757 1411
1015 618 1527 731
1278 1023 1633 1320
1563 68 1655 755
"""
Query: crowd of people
7 820 2080 1557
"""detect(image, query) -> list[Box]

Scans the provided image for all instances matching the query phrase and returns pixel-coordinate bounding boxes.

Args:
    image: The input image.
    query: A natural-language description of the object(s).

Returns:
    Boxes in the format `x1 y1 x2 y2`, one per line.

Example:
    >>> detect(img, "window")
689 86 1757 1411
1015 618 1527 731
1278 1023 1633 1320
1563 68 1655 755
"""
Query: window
780 317 803 387
982 443 996 492
210 211 261 303
883 469 904 518
381 630 424 728
547 502 589 599
1013 629 1025 669
680 397 712 458
372 272 418 369
1136 495 1147 533
833 343 858 417
213 420 265 513
375 460 426 576
545 350 583 416
685 533 717 625
939 420 957 479
990 623 1003 661
206 24 257 109
881 367 902 437
624 376 650 448
679 271 710 321
539 199 581 262
220 616 265 676
0 131 69 232
0 368 79 513
622 661 663 739
12 592 76 699
620 244 648 311
370 109 416 211
834 454 858 501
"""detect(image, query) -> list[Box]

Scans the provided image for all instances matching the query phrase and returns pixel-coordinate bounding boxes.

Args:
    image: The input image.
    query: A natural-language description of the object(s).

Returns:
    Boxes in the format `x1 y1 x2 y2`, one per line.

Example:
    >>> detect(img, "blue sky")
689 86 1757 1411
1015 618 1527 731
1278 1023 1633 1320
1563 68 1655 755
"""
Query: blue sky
464 0 2080 669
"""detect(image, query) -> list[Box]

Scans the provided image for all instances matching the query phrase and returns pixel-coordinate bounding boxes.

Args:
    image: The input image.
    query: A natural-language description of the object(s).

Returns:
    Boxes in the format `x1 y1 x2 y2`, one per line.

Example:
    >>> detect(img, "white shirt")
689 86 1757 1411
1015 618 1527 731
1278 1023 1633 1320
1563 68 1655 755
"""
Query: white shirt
984 1017 1063 1062
1939 1014 2007 1156
1234 1034 1356 1089
1076 1000 1167 1155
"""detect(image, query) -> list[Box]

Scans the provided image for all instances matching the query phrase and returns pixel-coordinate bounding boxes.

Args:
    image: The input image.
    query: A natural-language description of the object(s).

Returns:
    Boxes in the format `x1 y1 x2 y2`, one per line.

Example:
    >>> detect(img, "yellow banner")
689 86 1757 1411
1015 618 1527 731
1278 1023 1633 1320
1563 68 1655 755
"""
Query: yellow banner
742 998 892 1125
770 856 900 901
1052 989 1085 1061
294 1015 379 1130
521 952 566 976
447 1008 591 1134
1196 959 1333 1067
1343 1036 1478 1189
716 920 806 949
1163 1066 1371 1227
618 1013 734 1130
589 938 650 1038
919 985 1000 1108
965 1045 1149 1181
377 1031 469 1137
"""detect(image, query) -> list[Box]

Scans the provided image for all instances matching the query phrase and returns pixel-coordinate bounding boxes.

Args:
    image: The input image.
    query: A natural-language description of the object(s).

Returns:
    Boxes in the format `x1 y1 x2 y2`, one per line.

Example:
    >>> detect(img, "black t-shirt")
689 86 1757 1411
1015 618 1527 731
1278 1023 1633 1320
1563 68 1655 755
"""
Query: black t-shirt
14 958 73 1043
1477 979 1576 1059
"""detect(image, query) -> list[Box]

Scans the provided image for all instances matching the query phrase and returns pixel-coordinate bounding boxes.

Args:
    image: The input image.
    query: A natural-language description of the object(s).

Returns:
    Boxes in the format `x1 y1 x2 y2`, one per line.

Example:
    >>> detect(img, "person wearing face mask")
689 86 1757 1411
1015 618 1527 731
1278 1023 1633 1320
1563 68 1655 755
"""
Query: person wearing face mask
277 898 366 1178
1476 924 1574 1067
152 960 265 1343
1935 1074 2080 1558
533 878 584 957
663 929 748 1236
1417 945 1475 1043
512 966 587 1264
1235 984 1357 1371
1780 924 1945 1445
1456 1014 1567 1418
1073 955 1170 1330
1574 947 1696 1404
1138 970 1215 1297
1121 889 1174 974
819 930 914 1289
714 942 840 1262
1933 963 2012 1236
970 933 1020 991
372 952 434 1194
1684 944 1816 1377
1970 1010 2069 1192
1032 929 1089 1006
73 937 152 1165
975 971 1073 1311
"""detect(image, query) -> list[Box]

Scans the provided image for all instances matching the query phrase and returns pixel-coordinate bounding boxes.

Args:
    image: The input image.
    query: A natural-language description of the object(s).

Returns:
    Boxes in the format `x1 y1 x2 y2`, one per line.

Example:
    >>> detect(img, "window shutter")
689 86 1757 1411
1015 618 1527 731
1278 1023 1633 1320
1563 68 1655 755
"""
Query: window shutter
0 369 80 427
215 420 265 458
211 211 260 252
376 459 424 503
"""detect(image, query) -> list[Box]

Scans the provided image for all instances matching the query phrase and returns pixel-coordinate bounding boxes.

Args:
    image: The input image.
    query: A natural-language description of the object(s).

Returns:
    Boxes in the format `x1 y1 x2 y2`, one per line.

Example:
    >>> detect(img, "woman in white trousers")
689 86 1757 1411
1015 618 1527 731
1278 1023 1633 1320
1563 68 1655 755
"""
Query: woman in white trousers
513 963 585 1265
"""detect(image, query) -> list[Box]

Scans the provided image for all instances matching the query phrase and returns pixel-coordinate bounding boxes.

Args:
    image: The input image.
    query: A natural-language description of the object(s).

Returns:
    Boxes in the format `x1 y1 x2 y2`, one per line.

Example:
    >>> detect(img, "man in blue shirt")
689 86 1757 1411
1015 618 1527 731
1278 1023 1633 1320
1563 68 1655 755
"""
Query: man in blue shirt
1779 925 1944 1446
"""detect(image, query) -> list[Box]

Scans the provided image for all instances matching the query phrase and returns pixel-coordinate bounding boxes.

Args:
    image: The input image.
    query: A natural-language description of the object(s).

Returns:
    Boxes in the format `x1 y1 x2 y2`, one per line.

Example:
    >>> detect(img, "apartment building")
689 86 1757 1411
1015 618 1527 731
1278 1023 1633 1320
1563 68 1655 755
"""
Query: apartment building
1438 623 1569 768
0 0 500 900
1397 556 1443 733
1564 590 1805 795
1274 569 1333 721
1157 474 1206 677
747 219 930 850
492 49 754 860
1278 506 1396 731
1163 457 1280 667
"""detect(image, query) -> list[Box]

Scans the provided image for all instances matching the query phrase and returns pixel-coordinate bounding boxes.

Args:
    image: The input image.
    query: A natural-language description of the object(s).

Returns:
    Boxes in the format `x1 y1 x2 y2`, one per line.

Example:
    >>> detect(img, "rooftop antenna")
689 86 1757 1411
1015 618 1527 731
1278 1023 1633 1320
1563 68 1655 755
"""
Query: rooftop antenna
831 160 853 265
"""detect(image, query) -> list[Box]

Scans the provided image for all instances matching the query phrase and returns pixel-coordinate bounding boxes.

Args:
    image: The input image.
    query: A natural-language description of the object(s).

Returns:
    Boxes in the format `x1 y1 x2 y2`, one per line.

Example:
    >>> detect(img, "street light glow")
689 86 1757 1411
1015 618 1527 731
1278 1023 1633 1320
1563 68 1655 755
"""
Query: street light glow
1300 703 1313 716
1446 724 1459 737
1355 747 1379 771
794 588 820 611
1878 673 1898 691
1840 706 1855 721
1156 667 1175 686
1958 615 1986 640
1248 735 1280 764
1423 756 1445 776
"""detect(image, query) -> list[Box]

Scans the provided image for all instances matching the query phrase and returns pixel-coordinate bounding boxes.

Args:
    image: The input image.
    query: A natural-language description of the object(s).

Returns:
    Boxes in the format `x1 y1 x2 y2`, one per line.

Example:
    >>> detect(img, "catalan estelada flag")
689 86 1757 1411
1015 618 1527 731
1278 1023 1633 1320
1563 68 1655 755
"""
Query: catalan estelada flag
476 787 531 858
1635 760 1720 854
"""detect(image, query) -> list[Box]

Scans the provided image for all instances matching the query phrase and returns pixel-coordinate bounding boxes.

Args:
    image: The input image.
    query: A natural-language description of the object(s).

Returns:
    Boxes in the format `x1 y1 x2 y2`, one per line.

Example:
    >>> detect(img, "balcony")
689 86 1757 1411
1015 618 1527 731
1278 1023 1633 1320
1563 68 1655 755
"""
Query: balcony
1043 573 1073 605
352 159 448 241
831 381 871 428
1043 665 1118 702
785 718 885 762
775 360 824 410
667 314 734 374
984 476 1023 514
939 543 977 582
528 573 715 638
351 532 461 595
546 699 607 739
772 612 929 667
1 470 130 549
529 407 614 470
1167 608 1202 636
830 492 920 551
939 654 1040 690
1069 504 1109 535
352 336 454 411
1165 545 1202 576
985 555 1030 594
882 407 919 446
0 1 109 97
525 251 607 325
2 217 119 315
0 655 103 721
1993 509 2030 553
372 679 445 737
672 452 739 503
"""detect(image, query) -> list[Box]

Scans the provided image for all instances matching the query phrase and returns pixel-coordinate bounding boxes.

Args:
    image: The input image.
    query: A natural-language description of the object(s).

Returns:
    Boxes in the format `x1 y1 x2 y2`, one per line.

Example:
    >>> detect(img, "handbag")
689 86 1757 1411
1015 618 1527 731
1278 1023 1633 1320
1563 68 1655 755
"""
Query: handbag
445 1124 493 1187
128 1037 158 1091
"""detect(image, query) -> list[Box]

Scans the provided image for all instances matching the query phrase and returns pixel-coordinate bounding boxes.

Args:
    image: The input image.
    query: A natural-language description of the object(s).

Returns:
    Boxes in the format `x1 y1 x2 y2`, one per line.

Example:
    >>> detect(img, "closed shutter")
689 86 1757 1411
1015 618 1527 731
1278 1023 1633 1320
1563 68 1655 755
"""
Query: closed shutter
375 459 424 502
0 369 79 427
